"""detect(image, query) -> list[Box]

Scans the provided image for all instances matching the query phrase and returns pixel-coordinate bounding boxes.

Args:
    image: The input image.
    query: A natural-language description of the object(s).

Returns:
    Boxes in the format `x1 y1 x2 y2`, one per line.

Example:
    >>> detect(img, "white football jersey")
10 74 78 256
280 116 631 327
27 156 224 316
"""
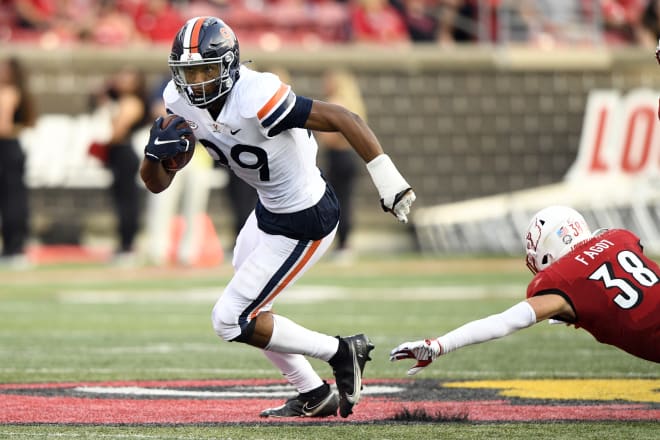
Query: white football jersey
163 65 326 214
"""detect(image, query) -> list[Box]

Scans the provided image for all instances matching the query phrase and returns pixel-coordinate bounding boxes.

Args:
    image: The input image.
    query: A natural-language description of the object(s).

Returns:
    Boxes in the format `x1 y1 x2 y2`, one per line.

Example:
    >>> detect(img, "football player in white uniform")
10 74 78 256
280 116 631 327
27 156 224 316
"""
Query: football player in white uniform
140 16 416 418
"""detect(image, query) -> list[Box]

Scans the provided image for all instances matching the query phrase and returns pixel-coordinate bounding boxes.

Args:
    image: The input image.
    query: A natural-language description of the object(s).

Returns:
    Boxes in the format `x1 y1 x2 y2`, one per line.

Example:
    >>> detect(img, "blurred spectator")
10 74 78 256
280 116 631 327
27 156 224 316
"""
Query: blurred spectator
350 0 409 44
82 0 141 46
390 0 439 42
392 0 472 44
498 0 571 45
268 0 314 38
13 0 55 31
465 0 501 43
600 0 647 45
512 0 626 47
316 68 366 262
186 0 232 17
313 0 352 42
0 57 35 268
641 0 660 46
505 0 541 42
435 0 464 44
133 0 185 43
89 67 148 264
143 77 218 267
13 0 96 44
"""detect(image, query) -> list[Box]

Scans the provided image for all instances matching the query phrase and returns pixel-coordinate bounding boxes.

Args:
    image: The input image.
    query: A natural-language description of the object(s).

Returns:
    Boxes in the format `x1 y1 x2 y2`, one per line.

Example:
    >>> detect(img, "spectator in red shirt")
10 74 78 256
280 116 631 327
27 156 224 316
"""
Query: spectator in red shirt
601 0 647 45
83 0 142 46
133 0 184 43
350 0 409 43
390 0 439 42
12 0 95 44
13 0 56 31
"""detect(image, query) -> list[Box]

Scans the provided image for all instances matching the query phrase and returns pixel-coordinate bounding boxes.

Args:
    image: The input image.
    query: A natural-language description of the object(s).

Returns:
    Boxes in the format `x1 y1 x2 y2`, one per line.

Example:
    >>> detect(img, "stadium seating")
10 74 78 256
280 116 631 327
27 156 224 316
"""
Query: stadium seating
20 112 114 188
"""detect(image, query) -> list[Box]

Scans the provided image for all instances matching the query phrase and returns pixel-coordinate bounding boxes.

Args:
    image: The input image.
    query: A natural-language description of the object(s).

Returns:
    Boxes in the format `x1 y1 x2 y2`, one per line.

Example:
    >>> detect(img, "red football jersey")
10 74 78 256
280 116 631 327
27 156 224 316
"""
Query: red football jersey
527 229 660 362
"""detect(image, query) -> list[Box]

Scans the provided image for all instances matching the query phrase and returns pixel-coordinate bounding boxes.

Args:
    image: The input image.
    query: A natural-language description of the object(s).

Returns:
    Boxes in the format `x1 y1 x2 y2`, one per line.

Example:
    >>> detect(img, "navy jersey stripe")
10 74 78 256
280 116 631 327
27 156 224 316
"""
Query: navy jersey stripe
261 91 295 128
267 95 313 137
237 239 309 329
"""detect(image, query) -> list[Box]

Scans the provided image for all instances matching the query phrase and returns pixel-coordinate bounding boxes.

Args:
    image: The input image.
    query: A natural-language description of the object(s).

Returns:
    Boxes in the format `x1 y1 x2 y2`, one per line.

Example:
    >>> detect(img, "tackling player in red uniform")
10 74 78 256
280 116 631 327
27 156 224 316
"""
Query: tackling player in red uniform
390 205 659 374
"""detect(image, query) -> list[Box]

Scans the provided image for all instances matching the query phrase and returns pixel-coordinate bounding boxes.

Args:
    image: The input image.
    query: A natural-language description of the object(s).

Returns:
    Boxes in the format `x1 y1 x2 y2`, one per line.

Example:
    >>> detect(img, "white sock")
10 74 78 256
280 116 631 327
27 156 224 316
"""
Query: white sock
265 314 339 362
262 350 324 393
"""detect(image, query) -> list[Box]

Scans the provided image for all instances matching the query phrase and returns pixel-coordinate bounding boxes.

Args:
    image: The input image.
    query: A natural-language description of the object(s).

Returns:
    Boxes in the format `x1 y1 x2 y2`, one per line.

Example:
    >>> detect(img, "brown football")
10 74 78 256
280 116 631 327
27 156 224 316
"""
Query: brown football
159 114 196 172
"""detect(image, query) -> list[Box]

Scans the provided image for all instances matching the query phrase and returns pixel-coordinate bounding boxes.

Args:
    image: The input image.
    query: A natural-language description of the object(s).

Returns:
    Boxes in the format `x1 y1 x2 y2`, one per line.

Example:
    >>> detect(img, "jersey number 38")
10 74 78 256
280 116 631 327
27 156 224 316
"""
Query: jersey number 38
588 250 659 310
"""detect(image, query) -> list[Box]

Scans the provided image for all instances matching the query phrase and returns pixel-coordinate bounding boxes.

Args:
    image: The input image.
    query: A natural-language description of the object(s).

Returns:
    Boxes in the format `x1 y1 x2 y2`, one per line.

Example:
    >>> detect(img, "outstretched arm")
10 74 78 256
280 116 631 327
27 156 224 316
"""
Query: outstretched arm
390 294 574 375
305 100 416 222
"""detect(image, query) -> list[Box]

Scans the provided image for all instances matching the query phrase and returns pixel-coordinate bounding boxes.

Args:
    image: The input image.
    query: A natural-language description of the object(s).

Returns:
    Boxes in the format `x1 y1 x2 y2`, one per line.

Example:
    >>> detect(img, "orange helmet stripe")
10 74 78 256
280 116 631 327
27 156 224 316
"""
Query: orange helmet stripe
188 17 206 53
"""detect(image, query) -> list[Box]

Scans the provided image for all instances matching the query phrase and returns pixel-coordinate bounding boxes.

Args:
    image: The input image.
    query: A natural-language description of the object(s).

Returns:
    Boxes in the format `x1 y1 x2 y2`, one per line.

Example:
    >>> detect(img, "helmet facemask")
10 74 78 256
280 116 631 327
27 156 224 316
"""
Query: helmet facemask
169 51 235 107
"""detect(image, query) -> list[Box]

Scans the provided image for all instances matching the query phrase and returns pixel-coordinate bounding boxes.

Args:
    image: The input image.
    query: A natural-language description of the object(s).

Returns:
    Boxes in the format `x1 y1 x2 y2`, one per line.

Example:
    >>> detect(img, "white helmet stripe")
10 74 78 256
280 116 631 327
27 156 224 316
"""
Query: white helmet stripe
181 17 206 59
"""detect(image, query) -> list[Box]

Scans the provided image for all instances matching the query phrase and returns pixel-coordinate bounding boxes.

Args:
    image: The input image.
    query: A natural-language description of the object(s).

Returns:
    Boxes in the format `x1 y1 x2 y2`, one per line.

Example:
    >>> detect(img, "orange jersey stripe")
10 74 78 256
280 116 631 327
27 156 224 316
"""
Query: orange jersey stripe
249 240 322 319
257 83 289 120
189 17 205 53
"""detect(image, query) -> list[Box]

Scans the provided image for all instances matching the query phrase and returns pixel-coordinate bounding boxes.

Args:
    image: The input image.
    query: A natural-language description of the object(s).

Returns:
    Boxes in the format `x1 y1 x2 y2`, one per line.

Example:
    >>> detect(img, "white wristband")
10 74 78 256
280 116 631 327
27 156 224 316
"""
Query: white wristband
366 154 410 199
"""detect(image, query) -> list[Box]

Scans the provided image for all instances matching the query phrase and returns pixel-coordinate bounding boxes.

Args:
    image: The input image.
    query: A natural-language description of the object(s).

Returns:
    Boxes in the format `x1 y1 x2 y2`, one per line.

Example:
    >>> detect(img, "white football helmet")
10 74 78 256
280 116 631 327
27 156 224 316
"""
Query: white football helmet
525 206 592 274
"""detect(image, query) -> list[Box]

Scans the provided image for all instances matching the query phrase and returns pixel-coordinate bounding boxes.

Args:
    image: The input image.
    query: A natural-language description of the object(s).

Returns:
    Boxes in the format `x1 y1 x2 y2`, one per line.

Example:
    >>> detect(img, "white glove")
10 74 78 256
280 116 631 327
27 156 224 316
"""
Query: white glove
389 338 442 376
366 154 416 223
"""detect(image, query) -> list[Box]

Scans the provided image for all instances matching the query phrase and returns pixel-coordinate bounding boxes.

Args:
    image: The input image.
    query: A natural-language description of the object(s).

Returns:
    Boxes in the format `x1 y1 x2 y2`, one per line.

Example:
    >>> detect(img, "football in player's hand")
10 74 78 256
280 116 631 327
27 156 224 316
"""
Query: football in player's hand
160 114 196 172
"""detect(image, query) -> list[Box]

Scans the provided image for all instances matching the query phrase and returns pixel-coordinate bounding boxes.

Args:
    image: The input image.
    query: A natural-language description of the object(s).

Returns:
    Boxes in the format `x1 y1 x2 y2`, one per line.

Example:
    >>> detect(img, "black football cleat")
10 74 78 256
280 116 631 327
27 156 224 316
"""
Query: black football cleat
330 334 375 418
259 381 338 418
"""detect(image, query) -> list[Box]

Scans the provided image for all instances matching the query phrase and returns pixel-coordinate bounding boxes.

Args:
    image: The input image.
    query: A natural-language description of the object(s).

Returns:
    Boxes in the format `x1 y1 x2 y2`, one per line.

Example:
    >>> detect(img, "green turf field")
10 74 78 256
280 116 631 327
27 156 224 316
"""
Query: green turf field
0 255 657 439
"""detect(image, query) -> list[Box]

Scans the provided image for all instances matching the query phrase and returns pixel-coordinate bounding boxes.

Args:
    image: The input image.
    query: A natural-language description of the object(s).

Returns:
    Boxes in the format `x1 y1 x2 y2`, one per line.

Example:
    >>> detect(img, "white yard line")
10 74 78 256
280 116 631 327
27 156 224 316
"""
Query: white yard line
73 384 405 398
2 367 656 379
57 284 524 304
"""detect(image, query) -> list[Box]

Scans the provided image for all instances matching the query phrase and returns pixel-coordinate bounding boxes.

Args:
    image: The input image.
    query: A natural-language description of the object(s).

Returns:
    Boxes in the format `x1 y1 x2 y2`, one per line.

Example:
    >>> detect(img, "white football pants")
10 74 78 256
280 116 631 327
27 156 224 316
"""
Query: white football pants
211 210 337 341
